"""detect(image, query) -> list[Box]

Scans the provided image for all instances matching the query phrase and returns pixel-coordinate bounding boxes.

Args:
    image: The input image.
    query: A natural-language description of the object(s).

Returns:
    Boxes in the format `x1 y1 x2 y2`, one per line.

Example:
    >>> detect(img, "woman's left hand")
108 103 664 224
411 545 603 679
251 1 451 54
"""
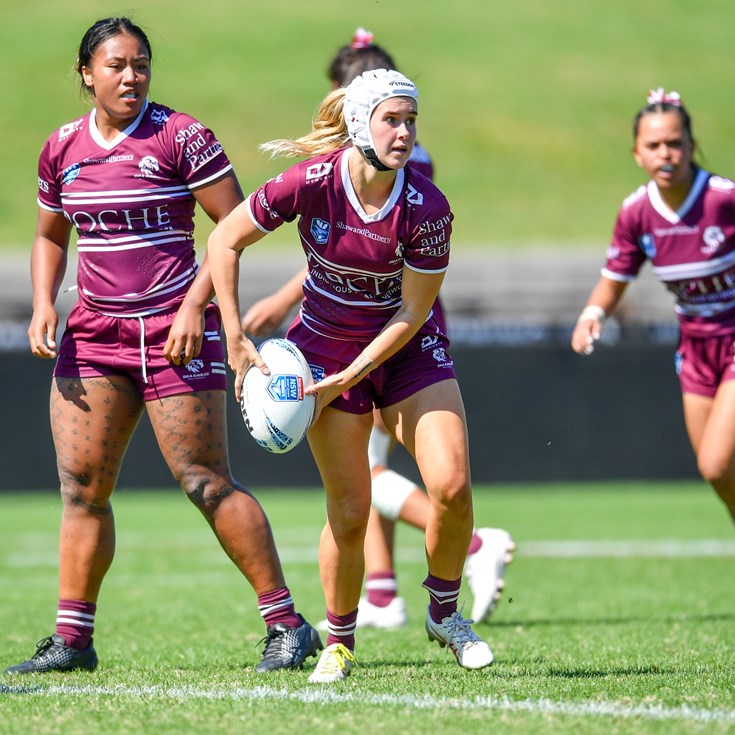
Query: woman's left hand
227 333 268 403
164 302 205 365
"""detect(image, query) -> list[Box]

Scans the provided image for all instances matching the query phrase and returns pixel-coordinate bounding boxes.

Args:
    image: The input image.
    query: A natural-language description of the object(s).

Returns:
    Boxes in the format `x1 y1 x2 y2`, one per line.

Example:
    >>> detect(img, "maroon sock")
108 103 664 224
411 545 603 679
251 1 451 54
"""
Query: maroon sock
325 608 358 651
56 599 96 650
257 587 302 629
365 571 397 607
422 574 461 623
467 531 482 556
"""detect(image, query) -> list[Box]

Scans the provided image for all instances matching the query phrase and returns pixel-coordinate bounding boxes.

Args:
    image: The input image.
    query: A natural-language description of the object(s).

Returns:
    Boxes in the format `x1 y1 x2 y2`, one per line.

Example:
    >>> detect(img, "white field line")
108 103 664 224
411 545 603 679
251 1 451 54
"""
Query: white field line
1 683 734 724
516 539 735 557
5 539 735 570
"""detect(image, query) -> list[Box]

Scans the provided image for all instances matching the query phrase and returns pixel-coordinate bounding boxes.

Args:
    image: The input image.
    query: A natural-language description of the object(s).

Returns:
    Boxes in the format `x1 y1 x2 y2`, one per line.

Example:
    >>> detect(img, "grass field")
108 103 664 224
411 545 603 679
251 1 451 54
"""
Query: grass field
0 482 733 734
3 0 735 251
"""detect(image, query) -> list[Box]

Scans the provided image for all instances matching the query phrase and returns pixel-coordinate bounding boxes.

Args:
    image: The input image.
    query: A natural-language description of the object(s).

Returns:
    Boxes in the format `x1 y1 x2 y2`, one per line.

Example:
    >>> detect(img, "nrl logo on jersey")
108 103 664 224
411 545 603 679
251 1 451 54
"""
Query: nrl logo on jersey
639 233 656 258
310 218 330 245
306 163 332 182
62 163 81 186
150 108 169 125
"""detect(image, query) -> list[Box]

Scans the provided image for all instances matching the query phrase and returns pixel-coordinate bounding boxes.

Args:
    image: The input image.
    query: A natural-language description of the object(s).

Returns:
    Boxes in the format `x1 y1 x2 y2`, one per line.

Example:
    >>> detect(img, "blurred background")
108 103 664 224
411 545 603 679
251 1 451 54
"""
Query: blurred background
3 0 733 488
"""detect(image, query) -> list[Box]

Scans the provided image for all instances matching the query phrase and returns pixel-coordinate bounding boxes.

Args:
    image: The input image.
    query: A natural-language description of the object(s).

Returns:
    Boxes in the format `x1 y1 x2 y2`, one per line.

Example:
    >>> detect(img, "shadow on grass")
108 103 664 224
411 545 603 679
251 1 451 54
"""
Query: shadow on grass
539 664 669 679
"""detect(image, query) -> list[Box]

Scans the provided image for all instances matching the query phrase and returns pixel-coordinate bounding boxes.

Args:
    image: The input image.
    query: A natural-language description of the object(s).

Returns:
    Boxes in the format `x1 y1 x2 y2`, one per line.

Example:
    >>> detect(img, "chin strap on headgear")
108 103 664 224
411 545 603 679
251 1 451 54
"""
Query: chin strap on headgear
344 68 418 171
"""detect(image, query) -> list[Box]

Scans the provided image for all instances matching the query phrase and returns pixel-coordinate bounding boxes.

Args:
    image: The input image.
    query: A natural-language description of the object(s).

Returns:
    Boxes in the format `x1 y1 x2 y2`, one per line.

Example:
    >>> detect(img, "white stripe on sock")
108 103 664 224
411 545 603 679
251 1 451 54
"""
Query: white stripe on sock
57 609 95 621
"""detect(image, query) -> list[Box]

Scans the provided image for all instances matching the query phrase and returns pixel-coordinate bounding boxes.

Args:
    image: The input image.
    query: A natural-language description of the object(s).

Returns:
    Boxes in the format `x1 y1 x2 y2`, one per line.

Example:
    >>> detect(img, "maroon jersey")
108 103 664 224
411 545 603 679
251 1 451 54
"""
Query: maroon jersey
247 146 452 341
408 142 434 180
37 100 233 316
604 169 735 338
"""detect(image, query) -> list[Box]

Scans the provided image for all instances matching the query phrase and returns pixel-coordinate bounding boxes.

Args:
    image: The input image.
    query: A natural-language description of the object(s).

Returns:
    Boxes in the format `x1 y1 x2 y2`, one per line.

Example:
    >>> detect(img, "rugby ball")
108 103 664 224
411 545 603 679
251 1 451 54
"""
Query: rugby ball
240 338 315 454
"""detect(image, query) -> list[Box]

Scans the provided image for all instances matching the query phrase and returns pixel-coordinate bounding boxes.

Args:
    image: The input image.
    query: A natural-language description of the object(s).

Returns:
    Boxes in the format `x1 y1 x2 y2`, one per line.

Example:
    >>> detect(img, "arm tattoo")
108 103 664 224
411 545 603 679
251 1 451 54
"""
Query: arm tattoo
349 353 375 382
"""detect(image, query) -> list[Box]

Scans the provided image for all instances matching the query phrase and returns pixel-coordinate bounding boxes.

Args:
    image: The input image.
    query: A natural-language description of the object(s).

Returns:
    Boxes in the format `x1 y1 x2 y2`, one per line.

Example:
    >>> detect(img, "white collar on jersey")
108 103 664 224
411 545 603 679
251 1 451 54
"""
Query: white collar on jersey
89 99 150 151
341 147 406 224
647 167 709 224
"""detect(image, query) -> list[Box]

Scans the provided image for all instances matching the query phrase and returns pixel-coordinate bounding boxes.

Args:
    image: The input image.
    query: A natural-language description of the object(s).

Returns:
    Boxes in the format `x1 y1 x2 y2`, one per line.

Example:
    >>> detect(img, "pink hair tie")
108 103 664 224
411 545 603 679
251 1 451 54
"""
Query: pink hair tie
351 27 375 49
647 87 682 107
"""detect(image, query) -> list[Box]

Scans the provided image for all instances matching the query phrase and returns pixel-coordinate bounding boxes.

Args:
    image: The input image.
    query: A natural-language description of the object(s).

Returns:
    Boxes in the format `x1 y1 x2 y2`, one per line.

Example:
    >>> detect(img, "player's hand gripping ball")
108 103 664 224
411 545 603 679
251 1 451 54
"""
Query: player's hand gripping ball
240 338 315 453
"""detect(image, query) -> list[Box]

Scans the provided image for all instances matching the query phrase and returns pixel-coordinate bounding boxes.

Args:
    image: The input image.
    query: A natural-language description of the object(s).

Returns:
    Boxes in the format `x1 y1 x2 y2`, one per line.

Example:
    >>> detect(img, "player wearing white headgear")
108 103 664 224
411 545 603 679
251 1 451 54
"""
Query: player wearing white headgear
241 33 514 633
343 69 419 170
209 65 496 683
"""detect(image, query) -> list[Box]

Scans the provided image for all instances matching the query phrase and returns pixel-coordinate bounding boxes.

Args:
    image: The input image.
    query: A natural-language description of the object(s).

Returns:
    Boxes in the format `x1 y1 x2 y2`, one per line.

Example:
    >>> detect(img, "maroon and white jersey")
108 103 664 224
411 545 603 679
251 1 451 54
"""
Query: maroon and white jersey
247 146 452 341
408 142 434 181
604 168 735 338
37 100 233 316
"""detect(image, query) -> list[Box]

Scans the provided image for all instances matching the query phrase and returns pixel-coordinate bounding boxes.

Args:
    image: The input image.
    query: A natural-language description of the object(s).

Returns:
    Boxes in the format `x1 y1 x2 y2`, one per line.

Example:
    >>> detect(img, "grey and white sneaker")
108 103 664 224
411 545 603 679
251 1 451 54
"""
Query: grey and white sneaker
425 607 494 670
4 635 98 675
464 528 515 623
255 615 323 673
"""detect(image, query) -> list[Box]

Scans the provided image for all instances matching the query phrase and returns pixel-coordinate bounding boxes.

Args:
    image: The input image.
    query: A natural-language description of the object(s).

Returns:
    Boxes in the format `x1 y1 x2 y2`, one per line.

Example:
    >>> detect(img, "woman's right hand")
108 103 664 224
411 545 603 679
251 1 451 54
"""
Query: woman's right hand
241 293 293 337
27 303 59 359
571 316 602 355
226 332 270 403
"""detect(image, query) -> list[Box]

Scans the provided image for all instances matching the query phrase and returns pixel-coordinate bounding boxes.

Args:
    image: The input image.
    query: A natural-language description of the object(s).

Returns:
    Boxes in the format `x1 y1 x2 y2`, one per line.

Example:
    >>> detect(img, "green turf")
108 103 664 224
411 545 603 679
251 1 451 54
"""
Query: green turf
2 0 735 252
0 482 733 734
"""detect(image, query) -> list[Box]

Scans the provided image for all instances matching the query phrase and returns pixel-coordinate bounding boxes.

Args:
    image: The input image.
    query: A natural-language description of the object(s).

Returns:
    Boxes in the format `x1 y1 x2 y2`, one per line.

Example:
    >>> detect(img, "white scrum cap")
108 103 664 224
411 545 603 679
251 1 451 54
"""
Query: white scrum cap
344 68 418 169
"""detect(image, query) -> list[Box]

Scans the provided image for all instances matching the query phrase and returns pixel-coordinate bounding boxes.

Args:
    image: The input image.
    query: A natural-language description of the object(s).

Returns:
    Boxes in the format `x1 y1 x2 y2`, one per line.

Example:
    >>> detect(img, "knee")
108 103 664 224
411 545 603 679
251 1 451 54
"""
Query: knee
429 477 472 514
179 470 239 513
696 451 733 487
58 467 113 516
328 496 371 546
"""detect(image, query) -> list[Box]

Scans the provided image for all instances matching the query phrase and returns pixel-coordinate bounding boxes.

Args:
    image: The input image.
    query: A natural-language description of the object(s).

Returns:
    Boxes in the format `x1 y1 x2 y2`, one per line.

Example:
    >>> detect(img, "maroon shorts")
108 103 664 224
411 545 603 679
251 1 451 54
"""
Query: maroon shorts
675 332 735 398
54 302 228 401
287 318 457 415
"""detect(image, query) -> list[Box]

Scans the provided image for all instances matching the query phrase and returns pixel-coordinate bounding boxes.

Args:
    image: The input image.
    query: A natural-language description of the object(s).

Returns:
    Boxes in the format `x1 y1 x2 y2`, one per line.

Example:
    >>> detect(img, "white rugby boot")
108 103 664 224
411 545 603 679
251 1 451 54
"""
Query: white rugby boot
425 607 494 670
463 528 515 623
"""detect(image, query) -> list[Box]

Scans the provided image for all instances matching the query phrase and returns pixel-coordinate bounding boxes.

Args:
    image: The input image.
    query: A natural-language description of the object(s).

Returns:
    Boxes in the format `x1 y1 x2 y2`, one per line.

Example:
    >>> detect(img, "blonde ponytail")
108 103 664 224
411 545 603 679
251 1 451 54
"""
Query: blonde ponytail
260 88 351 159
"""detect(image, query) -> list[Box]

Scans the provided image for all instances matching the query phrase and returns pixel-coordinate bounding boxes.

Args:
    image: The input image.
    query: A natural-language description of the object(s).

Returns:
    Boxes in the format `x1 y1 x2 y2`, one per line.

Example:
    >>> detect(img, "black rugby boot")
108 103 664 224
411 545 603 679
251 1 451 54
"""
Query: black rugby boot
4 635 98 675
